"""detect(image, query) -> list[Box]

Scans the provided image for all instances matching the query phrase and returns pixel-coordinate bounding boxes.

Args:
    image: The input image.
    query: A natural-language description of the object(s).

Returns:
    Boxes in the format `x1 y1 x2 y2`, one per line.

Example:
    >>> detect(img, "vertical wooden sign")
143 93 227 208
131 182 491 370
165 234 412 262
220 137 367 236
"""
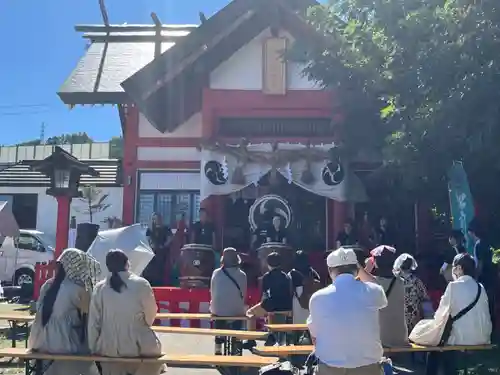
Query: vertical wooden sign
263 37 287 95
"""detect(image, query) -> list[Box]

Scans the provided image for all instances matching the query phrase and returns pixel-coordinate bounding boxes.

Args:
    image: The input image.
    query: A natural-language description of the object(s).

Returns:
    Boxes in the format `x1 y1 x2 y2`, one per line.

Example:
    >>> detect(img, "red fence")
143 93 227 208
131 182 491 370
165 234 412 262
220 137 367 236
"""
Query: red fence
34 261 262 328
34 262 56 300
154 287 261 328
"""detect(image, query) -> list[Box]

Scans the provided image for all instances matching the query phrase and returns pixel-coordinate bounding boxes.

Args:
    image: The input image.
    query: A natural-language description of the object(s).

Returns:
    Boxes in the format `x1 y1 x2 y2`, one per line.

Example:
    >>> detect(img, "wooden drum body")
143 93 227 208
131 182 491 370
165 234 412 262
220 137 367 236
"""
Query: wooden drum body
178 243 215 288
257 242 294 275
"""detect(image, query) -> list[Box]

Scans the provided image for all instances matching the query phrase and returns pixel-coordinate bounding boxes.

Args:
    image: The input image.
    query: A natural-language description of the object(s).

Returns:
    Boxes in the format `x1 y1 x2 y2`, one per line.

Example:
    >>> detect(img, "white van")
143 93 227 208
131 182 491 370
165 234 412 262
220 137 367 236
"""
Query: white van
0 229 55 286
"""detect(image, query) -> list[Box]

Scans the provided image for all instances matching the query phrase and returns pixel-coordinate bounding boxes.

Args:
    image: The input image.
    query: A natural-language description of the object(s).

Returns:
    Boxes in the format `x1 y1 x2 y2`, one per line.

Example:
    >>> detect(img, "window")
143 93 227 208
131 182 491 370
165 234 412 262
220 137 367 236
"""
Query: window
137 191 201 228
17 234 43 252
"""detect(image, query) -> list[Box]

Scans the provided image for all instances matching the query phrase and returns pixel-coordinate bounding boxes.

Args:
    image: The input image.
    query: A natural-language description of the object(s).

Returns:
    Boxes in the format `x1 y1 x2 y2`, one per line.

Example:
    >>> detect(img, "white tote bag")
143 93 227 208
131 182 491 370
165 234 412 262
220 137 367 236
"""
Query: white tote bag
409 303 450 346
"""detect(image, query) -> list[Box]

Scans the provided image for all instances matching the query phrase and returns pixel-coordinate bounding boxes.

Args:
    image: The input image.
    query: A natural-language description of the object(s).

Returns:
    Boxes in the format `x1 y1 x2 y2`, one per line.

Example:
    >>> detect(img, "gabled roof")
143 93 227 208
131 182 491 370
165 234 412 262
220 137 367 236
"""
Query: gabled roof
122 0 318 132
0 159 122 187
58 25 195 105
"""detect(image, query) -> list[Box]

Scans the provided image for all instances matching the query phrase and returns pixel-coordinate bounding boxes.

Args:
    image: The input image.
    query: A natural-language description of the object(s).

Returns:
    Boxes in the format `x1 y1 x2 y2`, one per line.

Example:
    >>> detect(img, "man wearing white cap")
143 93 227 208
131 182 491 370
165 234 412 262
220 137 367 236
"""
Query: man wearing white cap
307 247 387 375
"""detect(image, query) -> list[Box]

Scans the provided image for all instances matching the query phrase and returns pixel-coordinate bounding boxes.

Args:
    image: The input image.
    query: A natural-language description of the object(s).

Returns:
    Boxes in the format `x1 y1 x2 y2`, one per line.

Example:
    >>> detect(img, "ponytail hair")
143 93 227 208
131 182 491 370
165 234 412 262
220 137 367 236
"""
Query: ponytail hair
41 263 66 327
106 250 129 293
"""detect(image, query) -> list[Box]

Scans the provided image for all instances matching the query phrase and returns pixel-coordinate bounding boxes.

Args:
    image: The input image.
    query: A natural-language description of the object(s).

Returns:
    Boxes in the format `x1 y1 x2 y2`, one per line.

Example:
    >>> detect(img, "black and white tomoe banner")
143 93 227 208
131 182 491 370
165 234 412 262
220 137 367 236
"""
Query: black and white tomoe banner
200 143 367 202
200 145 272 201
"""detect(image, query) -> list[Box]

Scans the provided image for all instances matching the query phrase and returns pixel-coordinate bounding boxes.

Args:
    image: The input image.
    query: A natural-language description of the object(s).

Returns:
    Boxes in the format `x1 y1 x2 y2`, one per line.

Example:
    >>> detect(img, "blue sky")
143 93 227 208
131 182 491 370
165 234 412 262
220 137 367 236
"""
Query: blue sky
0 0 231 145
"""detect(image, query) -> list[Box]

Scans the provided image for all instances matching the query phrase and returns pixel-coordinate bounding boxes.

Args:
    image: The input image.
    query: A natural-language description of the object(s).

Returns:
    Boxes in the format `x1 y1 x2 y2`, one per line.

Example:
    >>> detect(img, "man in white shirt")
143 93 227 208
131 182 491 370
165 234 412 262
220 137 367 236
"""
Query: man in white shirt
307 247 387 375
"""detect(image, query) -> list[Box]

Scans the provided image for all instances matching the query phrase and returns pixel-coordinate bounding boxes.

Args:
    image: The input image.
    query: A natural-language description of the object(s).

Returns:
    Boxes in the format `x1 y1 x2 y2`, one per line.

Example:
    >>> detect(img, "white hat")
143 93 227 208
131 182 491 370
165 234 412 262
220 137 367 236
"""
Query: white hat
327 247 358 268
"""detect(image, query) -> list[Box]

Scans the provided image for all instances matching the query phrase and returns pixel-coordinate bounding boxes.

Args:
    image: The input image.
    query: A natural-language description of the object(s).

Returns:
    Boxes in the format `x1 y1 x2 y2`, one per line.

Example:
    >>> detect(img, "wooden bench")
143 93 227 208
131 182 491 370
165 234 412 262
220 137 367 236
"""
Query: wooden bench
152 326 268 341
0 314 267 353
0 314 34 348
0 347 278 375
156 313 256 330
265 323 306 332
0 313 250 323
156 313 248 320
251 343 496 357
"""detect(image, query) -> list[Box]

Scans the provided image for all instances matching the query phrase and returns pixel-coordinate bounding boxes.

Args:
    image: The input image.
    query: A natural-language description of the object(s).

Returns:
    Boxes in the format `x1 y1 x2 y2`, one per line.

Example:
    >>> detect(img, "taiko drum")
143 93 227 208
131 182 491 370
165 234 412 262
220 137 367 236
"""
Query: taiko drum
257 242 294 274
178 243 215 288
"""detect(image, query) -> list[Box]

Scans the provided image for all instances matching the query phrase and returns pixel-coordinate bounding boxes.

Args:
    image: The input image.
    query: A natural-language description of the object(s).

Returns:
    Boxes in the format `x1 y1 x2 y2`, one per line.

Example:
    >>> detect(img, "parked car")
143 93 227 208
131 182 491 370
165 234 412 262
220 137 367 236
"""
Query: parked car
0 229 55 286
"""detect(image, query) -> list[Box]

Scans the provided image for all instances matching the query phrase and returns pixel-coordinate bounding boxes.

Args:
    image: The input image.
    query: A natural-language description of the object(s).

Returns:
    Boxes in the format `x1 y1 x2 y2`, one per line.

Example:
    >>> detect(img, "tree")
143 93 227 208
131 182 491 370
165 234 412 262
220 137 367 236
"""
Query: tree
109 136 123 158
293 0 500 198
46 132 93 145
77 185 111 223
17 139 42 146
16 132 94 147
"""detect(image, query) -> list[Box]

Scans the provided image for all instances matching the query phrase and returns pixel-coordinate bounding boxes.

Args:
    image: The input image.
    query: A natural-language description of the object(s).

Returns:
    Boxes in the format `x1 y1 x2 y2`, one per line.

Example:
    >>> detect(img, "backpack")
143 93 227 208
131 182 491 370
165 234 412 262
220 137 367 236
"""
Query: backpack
294 270 321 310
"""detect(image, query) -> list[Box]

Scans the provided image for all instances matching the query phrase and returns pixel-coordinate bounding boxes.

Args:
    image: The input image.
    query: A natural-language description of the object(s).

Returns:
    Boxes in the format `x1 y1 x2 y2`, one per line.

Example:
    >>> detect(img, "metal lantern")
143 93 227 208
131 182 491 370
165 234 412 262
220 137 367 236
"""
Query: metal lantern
26 146 98 198
53 168 71 189
24 146 99 256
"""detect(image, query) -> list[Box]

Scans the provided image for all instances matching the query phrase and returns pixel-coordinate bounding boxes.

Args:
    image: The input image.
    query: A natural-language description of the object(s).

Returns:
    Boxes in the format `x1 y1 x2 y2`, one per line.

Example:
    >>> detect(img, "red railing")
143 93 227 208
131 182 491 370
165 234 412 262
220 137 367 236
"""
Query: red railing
33 261 56 300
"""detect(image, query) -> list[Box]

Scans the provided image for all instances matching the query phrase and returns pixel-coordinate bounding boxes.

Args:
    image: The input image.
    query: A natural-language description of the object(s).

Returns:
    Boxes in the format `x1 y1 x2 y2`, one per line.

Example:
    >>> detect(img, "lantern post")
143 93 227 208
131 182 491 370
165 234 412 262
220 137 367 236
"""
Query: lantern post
26 146 98 258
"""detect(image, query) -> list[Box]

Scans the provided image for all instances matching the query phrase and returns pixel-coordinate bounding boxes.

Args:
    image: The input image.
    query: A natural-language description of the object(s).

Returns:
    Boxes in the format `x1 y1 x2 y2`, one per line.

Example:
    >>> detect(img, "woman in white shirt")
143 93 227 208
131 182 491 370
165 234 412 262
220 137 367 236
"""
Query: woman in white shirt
410 253 492 375
88 250 163 375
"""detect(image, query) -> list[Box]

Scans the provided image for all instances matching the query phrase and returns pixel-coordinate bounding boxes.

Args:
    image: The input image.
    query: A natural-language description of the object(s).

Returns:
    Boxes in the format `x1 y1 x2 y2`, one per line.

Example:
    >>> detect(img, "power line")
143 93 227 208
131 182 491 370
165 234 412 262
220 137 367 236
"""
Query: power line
0 103 49 109
0 110 50 116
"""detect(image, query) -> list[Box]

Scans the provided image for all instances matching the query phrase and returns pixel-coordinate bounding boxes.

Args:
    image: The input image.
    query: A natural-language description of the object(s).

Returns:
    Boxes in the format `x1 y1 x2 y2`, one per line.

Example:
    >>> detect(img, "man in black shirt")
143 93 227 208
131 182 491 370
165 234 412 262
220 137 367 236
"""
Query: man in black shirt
145 213 173 286
335 220 357 248
190 208 216 248
260 252 293 312
245 252 292 345
266 216 288 244
251 209 273 250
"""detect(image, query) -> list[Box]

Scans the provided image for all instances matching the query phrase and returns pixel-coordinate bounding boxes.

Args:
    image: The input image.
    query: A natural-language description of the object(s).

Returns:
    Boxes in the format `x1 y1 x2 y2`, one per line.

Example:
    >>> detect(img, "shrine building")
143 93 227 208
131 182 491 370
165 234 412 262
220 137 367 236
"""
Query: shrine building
58 0 374 253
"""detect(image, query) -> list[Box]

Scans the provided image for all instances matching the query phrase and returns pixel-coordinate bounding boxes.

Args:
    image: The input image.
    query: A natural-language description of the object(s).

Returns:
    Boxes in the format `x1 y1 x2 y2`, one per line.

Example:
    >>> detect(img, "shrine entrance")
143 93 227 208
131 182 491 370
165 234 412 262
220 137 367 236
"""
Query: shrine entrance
221 173 327 252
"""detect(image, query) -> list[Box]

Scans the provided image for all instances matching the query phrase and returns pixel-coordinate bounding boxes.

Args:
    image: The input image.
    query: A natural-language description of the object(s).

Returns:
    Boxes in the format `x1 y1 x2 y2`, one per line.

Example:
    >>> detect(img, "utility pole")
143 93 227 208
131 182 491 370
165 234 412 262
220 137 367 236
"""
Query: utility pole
40 122 45 144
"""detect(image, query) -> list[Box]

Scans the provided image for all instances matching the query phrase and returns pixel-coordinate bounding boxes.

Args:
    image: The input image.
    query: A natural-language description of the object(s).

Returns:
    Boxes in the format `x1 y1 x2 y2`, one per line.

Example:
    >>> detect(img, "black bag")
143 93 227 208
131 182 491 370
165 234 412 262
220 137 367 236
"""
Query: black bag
222 267 244 300
385 277 397 298
260 361 299 375
439 282 481 346
293 271 322 310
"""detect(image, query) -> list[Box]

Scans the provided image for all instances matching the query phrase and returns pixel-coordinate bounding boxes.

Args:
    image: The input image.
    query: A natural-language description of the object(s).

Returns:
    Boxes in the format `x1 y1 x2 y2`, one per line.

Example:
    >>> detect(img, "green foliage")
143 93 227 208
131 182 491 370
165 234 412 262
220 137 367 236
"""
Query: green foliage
109 136 123 158
45 132 93 145
15 133 123 159
77 185 111 223
292 0 500 197
17 139 42 146
16 132 93 146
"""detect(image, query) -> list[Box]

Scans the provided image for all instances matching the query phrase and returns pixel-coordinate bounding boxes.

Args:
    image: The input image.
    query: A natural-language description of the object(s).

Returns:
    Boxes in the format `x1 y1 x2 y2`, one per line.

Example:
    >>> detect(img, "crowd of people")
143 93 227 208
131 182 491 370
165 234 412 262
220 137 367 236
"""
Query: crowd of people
26 214 496 375
209 221 495 375
29 248 163 375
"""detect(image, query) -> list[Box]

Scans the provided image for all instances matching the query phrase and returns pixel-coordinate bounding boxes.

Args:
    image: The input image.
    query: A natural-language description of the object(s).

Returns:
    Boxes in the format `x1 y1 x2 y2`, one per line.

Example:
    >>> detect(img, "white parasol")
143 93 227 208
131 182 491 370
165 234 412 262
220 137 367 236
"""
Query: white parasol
88 224 154 280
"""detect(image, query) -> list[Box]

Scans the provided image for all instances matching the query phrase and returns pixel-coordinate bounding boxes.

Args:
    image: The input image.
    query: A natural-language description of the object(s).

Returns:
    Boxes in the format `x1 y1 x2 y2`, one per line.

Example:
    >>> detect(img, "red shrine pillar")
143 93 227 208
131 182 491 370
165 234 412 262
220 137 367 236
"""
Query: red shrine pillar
122 105 139 226
55 196 72 258
329 200 350 250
